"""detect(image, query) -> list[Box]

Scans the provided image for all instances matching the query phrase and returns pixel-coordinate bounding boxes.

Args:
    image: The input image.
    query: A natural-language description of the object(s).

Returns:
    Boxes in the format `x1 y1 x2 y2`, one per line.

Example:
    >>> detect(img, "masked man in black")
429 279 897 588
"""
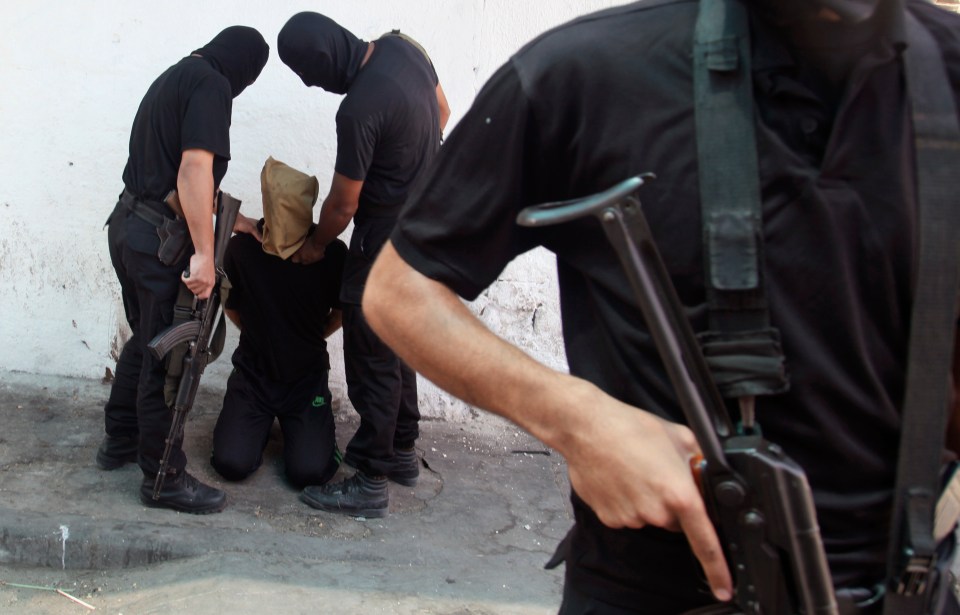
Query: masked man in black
277 12 449 518
363 0 960 612
98 26 269 515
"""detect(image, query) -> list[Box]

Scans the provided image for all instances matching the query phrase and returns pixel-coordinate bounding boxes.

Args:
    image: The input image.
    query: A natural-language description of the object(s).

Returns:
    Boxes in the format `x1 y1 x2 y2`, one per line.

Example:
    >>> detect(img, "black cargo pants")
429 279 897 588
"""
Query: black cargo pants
103 198 190 477
341 302 420 477
211 348 340 488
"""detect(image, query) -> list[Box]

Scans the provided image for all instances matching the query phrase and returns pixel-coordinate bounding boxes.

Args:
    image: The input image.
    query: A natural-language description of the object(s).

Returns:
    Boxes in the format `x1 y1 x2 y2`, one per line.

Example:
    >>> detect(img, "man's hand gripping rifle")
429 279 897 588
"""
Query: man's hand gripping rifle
517 176 838 615
146 191 241 500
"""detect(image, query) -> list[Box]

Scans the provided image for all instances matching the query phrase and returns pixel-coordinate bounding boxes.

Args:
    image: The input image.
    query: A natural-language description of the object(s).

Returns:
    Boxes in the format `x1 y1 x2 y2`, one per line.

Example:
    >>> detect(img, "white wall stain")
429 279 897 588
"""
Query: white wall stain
0 0 623 420
59 524 69 569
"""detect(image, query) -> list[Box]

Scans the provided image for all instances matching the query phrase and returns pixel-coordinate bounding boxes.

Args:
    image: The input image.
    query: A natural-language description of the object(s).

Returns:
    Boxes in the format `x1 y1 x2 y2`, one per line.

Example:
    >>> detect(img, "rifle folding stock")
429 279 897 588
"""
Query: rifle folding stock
516 176 837 615
146 191 242 499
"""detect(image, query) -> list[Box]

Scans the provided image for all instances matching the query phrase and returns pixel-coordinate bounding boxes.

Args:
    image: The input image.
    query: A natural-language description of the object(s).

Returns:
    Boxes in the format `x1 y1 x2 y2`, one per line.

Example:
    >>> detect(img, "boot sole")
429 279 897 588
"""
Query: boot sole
387 474 418 487
299 491 388 518
139 494 227 515
96 453 137 471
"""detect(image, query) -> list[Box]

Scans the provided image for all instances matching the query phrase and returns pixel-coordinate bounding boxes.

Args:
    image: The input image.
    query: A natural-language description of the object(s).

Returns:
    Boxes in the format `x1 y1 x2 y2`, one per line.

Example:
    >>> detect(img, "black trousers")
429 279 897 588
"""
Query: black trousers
103 200 189 477
342 303 420 477
211 351 340 488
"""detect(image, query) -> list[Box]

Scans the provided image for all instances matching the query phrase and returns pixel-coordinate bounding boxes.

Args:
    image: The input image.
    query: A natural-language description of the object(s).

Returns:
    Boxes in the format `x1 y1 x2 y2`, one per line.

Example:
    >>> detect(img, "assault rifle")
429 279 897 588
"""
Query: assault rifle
146 191 241 499
516 176 838 615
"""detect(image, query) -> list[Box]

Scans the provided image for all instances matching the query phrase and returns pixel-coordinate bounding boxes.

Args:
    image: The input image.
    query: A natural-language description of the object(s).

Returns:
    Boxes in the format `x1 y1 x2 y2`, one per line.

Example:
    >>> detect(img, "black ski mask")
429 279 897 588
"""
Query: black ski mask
277 12 368 94
193 26 270 98
749 0 884 24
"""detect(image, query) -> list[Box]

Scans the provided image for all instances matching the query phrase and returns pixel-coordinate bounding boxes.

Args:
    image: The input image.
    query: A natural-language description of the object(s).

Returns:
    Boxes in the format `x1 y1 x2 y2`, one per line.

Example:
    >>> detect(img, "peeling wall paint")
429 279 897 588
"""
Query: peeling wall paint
0 0 623 420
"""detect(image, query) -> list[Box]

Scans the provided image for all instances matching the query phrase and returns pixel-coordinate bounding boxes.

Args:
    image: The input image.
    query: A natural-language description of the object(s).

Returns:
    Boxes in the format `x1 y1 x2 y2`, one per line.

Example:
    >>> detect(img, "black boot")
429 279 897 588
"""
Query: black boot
95 435 138 471
300 471 388 518
343 447 421 487
140 472 227 515
386 447 420 487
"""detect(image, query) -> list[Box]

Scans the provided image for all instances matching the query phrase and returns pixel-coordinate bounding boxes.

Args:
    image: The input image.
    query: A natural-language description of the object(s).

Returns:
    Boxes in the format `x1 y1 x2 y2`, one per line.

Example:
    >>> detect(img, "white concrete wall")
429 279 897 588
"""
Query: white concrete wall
0 0 623 419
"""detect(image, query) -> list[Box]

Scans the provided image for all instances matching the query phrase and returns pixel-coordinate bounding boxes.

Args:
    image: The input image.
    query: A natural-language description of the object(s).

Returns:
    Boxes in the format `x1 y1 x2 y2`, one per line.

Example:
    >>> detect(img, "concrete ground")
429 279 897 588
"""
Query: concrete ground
0 371 573 614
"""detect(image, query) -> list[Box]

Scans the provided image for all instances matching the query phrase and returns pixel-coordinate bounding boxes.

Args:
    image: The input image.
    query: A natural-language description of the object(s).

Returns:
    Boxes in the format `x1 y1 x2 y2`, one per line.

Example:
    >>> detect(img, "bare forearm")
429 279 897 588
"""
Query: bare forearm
362 241 731 598
296 172 362 262
175 149 217 297
306 195 353 251
363 241 594 450
177 157 214 257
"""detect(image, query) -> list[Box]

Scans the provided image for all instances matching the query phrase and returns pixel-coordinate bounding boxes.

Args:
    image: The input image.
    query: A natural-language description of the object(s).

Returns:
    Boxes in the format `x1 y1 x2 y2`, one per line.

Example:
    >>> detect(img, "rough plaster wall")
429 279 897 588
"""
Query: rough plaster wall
0 0 622 420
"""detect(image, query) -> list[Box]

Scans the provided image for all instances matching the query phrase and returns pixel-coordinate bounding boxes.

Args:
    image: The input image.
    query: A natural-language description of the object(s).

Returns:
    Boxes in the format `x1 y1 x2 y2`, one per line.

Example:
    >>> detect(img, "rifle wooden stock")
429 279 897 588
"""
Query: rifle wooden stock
517 176 837 615
150 191 241 498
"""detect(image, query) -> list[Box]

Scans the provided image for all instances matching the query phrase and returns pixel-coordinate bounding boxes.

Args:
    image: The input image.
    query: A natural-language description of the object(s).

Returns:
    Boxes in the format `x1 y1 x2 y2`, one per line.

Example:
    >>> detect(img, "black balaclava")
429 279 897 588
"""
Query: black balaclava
193 26 270 98
277 12 367 94
749 0 885 25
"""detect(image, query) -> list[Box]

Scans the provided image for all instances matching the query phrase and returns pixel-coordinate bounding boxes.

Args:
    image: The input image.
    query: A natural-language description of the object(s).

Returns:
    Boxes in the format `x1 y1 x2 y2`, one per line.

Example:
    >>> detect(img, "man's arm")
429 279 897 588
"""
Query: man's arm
178 148 216 299
225 307 242 331
947 325 960 456
233 213 262 242
436 83 451 133
323 308 343 339
363 241 733 602
291 172 362 265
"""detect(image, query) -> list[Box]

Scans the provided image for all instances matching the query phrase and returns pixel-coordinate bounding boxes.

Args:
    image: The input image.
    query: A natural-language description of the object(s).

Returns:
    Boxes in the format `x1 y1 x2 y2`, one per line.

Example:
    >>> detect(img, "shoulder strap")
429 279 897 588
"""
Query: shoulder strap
883 10 960 615
380 29 434 69
694 1 960 609
694 0 789 406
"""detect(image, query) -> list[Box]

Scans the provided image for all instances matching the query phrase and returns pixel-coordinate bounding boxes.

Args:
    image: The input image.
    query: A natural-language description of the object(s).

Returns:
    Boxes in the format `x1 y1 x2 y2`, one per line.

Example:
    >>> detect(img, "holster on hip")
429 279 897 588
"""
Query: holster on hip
157 217 191 266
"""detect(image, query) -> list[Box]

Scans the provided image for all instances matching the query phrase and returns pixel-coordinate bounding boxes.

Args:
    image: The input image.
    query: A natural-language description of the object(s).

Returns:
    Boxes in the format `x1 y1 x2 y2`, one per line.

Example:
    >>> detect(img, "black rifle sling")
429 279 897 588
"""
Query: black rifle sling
696 1 960 612
883 11 960 615
694 0 789 401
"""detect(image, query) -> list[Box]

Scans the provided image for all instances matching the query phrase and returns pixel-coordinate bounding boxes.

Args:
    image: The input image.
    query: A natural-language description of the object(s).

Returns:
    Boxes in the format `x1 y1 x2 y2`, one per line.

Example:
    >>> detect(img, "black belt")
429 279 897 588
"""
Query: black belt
119 190 176 227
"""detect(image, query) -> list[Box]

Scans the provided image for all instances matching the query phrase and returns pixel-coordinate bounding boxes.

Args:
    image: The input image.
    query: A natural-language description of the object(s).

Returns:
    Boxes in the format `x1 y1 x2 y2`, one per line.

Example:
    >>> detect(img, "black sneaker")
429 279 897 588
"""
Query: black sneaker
387 448 420 487
300 471 388 518
140 472 227 515
95 435 138 471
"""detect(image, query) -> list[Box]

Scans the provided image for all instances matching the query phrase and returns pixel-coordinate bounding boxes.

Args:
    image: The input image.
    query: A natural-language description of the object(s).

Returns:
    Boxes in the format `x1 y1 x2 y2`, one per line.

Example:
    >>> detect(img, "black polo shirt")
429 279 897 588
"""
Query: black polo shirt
122 56 231 202
224 228 346 383
392 0 960 609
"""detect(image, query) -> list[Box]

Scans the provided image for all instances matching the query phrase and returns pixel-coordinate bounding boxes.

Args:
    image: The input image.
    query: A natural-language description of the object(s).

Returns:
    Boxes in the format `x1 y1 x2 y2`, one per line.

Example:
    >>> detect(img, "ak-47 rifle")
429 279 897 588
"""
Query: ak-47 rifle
146 191 241 499
517 176 838 615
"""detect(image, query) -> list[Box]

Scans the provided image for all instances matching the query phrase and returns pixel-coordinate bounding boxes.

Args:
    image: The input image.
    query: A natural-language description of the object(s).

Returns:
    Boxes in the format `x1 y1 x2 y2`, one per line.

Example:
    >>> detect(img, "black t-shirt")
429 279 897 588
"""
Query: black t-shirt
335 34 440 303
392 0 960 608
122 56 231 201
224 228 346 383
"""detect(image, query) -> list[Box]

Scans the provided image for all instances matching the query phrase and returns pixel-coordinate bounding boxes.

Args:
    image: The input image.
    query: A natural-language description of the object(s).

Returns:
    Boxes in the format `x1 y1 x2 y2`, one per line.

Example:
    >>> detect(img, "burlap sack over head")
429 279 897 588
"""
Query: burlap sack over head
260 156 320 259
